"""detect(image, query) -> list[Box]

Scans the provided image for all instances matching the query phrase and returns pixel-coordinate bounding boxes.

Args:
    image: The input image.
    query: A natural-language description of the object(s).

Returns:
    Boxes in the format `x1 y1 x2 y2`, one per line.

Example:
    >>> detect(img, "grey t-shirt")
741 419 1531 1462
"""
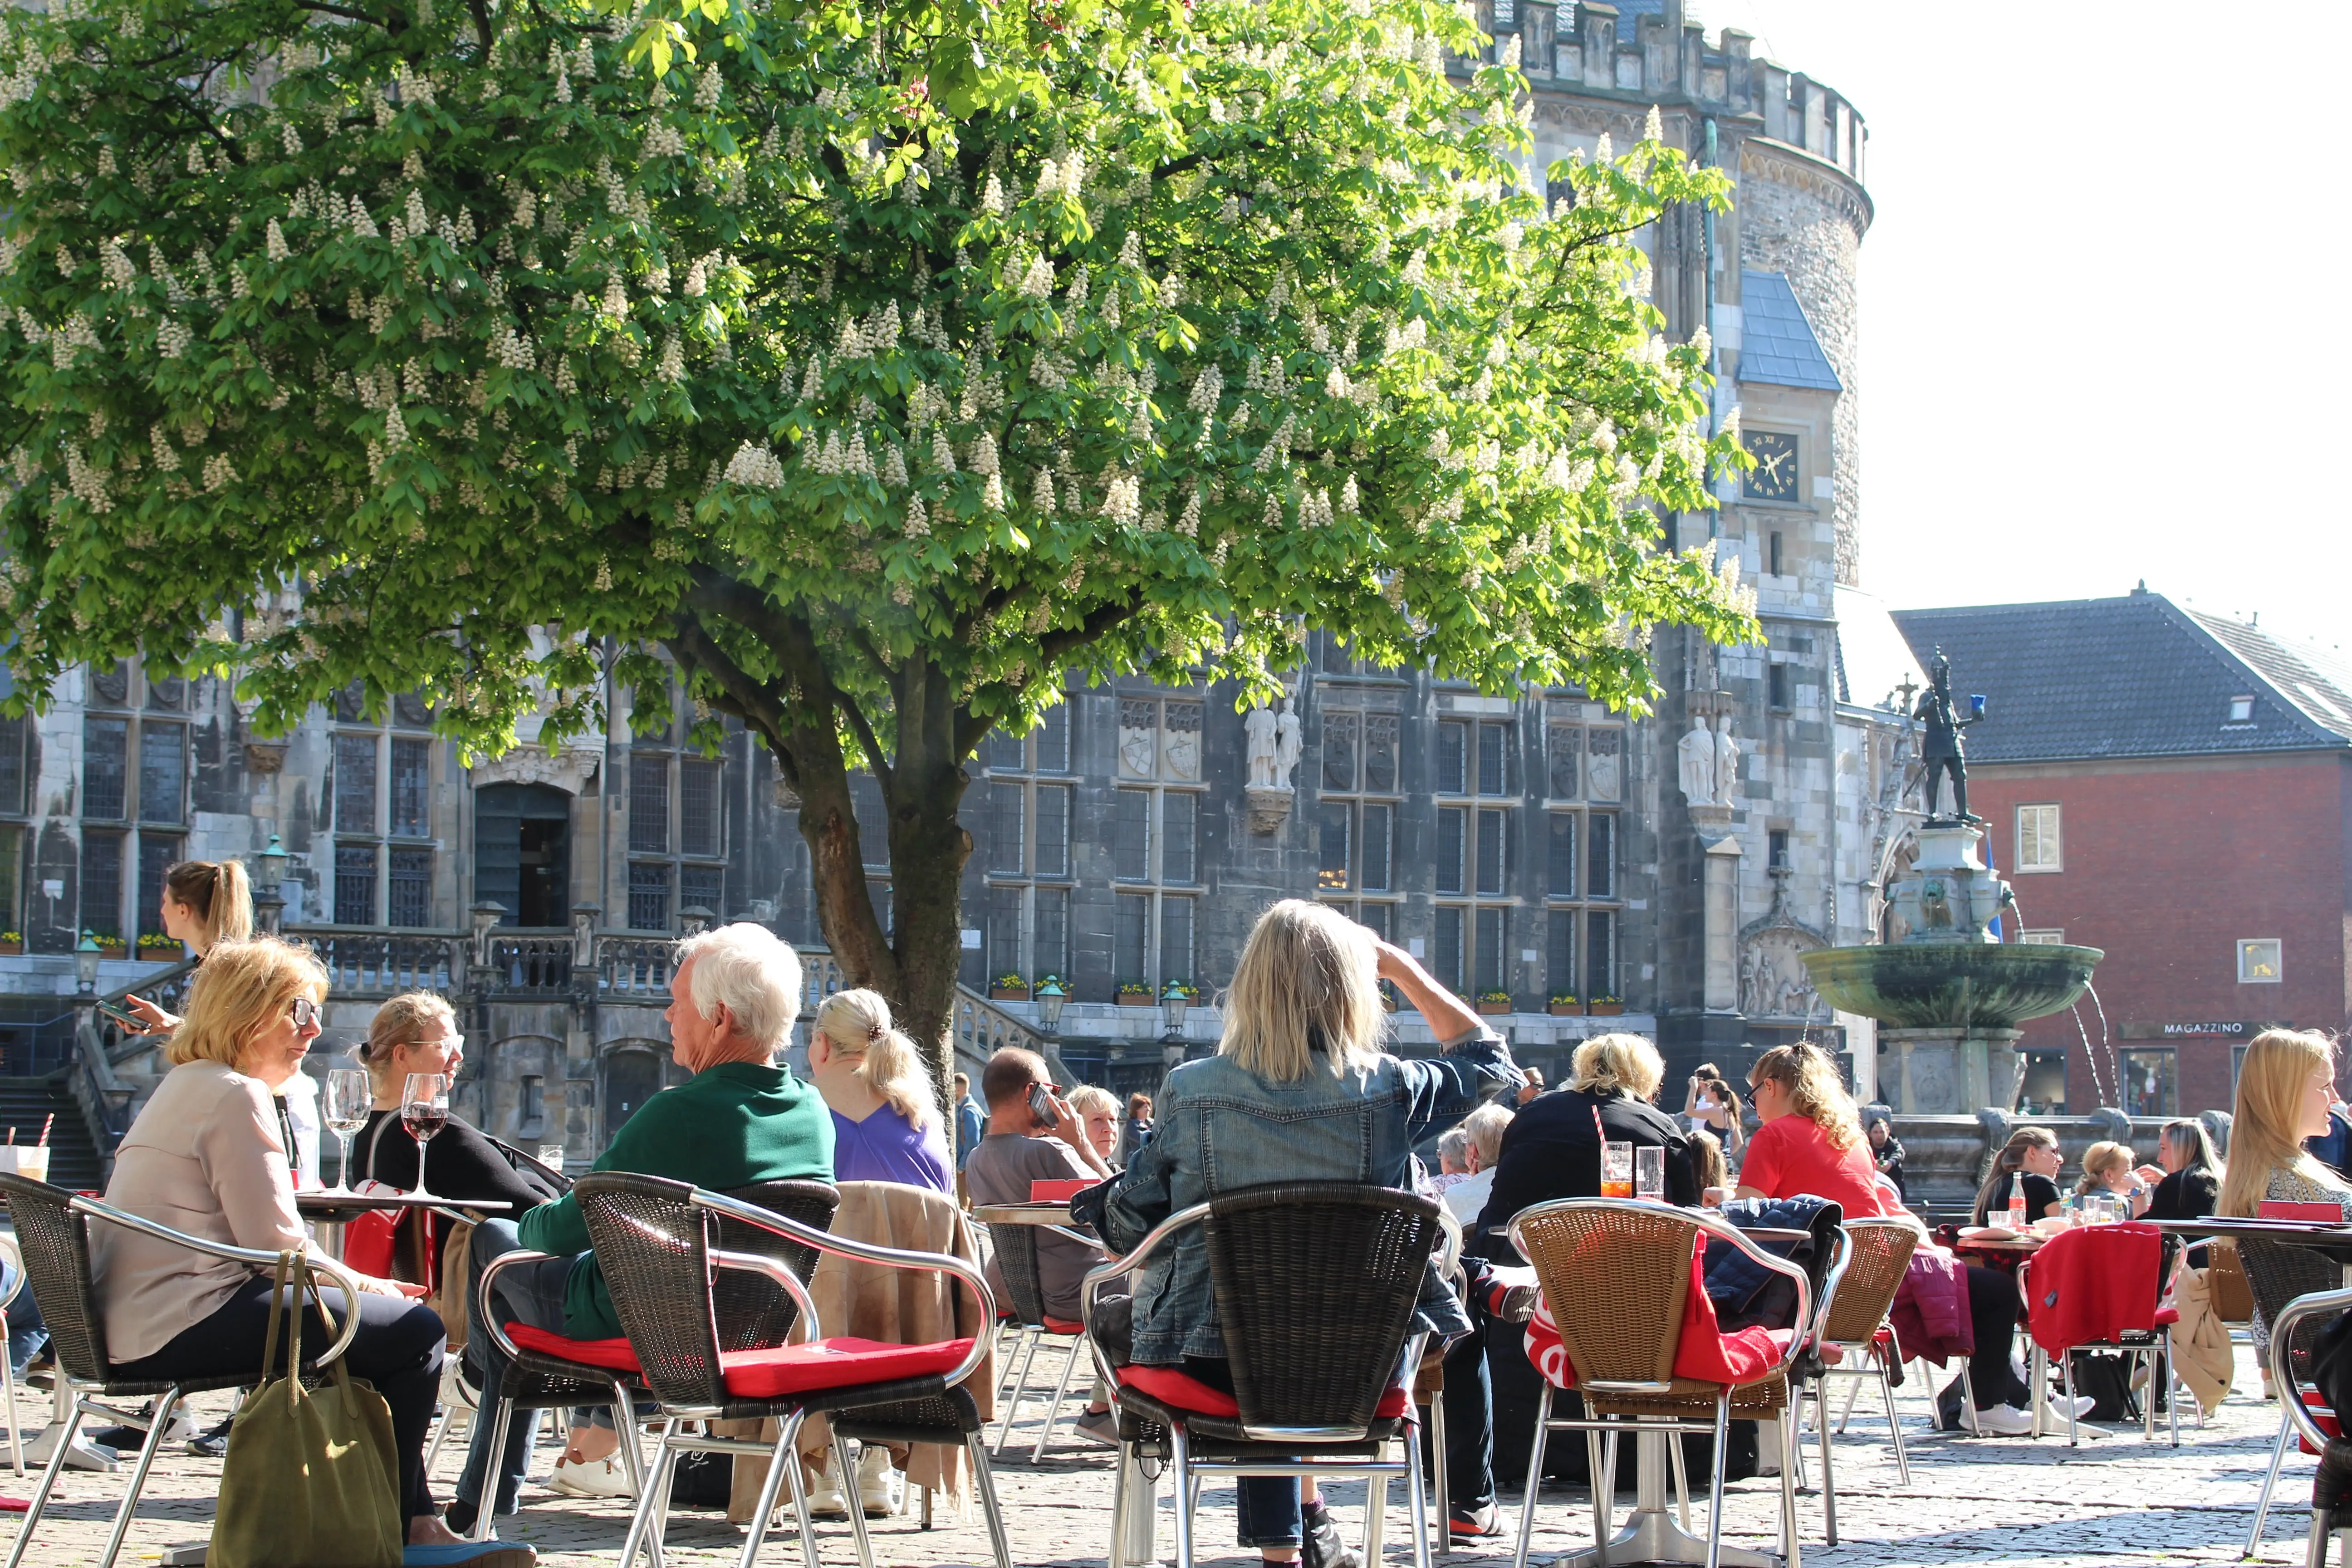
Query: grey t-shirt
967 1132 1099 1322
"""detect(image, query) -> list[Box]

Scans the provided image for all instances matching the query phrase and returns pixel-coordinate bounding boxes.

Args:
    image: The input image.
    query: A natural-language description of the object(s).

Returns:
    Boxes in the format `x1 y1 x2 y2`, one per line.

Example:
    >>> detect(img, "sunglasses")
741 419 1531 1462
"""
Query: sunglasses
403 1034 465 1055
286 997 320 1029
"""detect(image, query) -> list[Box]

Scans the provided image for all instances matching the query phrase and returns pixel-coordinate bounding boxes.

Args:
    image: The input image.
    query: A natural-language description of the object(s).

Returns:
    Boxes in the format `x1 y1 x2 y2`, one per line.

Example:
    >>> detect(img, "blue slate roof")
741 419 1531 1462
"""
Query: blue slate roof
1890 591 2352 766
1737 271 1842 392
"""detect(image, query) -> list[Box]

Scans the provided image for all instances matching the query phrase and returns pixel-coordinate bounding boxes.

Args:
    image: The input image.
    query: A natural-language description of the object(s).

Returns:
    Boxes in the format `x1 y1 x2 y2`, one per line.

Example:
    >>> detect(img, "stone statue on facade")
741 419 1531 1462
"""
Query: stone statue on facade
1912 648 1981 822
1713 715 1741 806
1244 702 1281 789
1272 698 1303 789
1677 720 1716 806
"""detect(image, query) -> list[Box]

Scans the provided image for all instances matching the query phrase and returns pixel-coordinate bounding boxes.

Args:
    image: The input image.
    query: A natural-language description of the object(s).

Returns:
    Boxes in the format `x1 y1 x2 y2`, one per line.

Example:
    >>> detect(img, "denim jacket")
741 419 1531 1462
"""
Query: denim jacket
1094 1026 1517 1365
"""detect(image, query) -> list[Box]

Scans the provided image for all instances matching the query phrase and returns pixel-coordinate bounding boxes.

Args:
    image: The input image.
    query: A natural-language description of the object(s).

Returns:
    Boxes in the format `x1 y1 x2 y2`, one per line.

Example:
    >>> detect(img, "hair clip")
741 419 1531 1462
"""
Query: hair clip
867 1023 885 1043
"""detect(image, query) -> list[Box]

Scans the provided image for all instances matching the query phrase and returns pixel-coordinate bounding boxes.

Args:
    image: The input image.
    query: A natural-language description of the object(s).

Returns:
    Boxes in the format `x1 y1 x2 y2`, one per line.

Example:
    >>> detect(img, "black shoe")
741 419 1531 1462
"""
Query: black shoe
186 1415 233 1459
1449 1502 1506 1539
1302 1499 1361 1568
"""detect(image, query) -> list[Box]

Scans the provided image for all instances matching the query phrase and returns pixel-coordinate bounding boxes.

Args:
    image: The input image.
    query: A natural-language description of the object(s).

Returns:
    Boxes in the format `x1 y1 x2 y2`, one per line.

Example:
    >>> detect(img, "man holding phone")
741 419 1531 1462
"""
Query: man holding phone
965 1047 1120 1444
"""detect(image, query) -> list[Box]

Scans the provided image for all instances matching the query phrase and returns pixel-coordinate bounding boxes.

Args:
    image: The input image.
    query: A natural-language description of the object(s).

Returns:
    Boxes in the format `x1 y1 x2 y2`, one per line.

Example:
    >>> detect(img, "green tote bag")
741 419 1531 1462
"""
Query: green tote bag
208 1250 404 1568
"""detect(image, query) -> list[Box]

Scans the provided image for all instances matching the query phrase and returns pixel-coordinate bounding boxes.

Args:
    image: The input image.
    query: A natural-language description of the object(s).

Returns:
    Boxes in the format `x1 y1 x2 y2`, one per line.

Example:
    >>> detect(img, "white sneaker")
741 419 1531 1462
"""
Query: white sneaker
857 1444 904 1518
2058 1394 2097 1421
802 1470 850 1519
546 1453 635 1498
1970 1403 2036 1436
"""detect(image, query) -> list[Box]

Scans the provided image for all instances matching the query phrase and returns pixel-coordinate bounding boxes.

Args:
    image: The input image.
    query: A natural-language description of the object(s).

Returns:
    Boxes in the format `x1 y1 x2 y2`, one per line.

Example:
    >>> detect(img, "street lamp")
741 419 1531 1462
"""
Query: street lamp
74 931 101 994
253 835 289 933
1035 977 1067 1035
1161 981 1190 1036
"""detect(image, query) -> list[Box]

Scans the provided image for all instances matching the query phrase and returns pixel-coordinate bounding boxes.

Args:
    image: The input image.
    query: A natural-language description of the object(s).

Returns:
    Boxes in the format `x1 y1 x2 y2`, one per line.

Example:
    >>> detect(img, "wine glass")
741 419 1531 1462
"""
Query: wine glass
322 1070 372 1194
402 1072 451 1201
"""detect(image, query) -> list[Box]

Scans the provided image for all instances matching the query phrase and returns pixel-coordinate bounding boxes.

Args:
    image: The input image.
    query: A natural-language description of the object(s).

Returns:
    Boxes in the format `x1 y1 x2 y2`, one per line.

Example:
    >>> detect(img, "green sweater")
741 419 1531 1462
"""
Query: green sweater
518 1059 834 1338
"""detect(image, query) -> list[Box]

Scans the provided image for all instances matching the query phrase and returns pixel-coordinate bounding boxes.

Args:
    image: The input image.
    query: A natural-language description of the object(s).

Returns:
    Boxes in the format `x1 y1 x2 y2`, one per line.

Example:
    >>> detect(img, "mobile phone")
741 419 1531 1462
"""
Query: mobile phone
95 999 143 1031
1029 1084 1056 1125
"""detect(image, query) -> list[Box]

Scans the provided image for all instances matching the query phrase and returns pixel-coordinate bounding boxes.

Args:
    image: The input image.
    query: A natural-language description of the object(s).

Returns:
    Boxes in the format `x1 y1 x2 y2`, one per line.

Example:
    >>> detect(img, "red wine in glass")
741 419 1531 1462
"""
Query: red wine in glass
402 1072 451 1201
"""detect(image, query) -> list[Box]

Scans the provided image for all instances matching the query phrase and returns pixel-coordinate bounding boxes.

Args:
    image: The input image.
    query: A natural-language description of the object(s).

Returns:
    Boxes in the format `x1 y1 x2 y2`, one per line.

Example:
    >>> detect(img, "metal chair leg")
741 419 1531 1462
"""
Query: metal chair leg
1815 1379 1838 1548
1428 1392 1449 1562
617 1431 680 1568
1879 1357 1911 1486
1510 1393 1550 1568
1704 1396 1731 1568
1108 1440 1130 1568
2166 1333 2181 1447
2064 1352 2080 1447
993 1328 1040 1457
1 1389 83 1568
1667 1417 1691 1534
95 1388 182 1568
739 1409 813 1568
1776 1407 1802 1568
470 1395 517 1541
1368 1472 1391 1565
2250 1401 2294 1557
966 1431 1014 1568
1 1353 20 1476
1406 1415 1435 1568
1169 1425 1196 1568
1031 1334 1080 1464
1584 1430 1610 1568
834 1430 877 1568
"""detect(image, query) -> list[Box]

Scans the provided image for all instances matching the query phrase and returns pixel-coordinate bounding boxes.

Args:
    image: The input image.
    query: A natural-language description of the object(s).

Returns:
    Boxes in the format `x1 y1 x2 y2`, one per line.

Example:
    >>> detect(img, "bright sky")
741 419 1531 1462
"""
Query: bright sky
1694 1 2352 656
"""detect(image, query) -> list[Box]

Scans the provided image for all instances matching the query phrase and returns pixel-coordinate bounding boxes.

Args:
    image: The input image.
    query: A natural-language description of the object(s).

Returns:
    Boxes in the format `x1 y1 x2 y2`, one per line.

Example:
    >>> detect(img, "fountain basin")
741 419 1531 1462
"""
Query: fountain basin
1802 942 2105 1031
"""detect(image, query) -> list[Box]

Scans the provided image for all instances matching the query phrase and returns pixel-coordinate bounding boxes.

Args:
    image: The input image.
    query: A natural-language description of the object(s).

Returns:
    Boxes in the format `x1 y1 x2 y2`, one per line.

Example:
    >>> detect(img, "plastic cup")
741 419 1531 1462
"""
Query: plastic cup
1600 1141 1634 1200
1635 1145 1666 1201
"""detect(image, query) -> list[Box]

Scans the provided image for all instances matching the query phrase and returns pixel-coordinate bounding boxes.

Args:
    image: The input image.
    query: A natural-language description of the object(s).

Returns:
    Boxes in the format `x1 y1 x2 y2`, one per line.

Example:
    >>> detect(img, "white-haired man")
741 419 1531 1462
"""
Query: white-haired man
446 923 834 1539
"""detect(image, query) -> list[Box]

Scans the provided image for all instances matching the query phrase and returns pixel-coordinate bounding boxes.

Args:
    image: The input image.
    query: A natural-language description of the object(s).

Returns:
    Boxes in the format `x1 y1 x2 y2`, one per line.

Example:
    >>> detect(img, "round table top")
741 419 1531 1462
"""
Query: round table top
972 1202 1076 1225
295 1190 512 1217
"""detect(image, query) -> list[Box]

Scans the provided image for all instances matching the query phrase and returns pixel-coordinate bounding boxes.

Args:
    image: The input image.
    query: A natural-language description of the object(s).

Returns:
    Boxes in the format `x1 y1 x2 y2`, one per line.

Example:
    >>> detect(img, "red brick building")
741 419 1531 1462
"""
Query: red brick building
1894 588 2352 1117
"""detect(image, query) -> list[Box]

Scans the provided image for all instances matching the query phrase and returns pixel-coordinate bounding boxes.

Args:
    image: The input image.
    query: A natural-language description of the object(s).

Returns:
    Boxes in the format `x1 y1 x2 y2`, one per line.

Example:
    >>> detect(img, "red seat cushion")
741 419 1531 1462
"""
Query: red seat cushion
2152 1306 2180 1328
2303 1389 2340 1457
1116 1365 1408 1421
1042 1316 1087 1336
507 1323 643 1373
719 1337 974 1400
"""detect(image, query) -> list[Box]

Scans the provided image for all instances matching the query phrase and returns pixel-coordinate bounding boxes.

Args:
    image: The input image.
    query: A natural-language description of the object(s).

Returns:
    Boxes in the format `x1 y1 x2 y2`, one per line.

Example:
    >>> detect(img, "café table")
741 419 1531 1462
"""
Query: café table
295 1189 510 1261
2145 1215 2352 1284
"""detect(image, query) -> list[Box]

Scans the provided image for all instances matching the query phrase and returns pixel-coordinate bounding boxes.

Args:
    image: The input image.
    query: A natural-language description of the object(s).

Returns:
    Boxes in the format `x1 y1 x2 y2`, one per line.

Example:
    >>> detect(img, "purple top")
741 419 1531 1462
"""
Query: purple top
830 1102 955 1193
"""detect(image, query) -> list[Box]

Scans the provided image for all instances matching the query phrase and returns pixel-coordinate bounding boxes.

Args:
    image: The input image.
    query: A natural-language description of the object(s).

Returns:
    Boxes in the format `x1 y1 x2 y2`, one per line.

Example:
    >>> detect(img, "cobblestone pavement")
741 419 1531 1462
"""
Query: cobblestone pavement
0 1346 2328 1566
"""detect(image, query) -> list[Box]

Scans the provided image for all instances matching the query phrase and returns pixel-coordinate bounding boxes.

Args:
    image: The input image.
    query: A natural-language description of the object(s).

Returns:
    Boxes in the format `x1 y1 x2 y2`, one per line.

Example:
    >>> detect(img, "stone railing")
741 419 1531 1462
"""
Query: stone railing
1884 1108 2230 1222
311 931 458 996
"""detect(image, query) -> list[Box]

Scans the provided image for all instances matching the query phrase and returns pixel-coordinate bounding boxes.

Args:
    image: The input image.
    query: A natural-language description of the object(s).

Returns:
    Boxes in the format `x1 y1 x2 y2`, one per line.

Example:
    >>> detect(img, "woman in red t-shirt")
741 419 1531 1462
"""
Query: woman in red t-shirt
1735 1042 2078 1436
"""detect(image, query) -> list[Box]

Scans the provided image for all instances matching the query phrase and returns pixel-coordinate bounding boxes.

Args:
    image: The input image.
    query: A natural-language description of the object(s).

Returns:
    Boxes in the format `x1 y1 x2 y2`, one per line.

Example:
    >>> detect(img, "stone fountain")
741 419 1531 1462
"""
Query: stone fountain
1802 651 2102 1113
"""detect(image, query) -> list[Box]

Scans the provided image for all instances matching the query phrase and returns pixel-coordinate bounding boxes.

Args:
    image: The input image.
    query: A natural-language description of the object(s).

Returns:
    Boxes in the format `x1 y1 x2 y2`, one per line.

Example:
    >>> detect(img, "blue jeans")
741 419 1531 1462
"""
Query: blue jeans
1180 1358 1303 1549
0 1260 49 1378
453 1220 611 1516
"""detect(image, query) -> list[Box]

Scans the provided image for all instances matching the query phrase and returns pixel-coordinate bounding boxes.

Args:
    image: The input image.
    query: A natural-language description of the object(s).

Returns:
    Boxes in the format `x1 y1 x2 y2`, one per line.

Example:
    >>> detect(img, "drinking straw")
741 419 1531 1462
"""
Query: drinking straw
1593 1105 1606 1144
37 1114 52 1147
4 1128 12 1146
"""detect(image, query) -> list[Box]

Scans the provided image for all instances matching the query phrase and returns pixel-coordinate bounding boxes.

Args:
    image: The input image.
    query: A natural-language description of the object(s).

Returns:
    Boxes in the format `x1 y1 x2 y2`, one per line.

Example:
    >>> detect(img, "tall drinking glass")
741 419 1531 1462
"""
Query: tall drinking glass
1600 1142 1635 1200
1635 1145 1667 1201
402 1072 451 1201
322 1070 372 1194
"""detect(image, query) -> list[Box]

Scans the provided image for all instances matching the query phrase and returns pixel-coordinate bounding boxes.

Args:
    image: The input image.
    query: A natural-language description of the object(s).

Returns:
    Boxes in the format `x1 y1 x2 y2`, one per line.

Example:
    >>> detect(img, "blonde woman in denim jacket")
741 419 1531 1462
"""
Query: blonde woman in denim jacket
1096 900 1518 1568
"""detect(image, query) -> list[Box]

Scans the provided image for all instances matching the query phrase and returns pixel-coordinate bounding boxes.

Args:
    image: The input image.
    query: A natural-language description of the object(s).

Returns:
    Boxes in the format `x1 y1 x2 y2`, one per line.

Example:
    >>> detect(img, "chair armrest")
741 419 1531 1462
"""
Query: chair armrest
690 1189 997 1393
709 1248 822 1347
476 1246 561 1368
69 1194 366 1368
2273 1284 2352 1453
1077 1201 1210 1396
1042 1224 1112 1254
1803 1228 1854 1357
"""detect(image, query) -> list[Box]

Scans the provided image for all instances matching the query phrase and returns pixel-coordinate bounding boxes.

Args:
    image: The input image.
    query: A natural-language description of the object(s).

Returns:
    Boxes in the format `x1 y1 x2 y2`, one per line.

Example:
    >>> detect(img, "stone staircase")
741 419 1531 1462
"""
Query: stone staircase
0 1077 102 1191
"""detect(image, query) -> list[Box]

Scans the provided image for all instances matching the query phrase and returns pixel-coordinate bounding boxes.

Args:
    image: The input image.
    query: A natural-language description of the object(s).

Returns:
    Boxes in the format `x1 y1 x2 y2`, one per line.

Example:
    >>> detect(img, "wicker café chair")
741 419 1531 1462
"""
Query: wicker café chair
1802 1217 1921 1546
1082 1181 1448 1568
467 1178 840 1548
559 1174 1010 1568
985 1215 1106 1462
1506 1199 1816 1568
2244 1237 2352 1557
0 1173 370 1568
2267 1283 2352 1568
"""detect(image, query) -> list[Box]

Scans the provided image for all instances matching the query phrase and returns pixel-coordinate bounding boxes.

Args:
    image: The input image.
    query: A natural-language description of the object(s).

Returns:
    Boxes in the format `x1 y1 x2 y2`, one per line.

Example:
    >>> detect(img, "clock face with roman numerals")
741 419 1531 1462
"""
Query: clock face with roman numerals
1741 431 1799 502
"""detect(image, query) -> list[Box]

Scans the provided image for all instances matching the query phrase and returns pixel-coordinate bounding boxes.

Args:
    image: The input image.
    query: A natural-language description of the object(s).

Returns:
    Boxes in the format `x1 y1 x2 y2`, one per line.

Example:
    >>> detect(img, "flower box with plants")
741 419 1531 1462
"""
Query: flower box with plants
1588 995 1624 1016
137 932 181 958
988 973 1030 1002
0 932 19 956
1116 981 1155 1007
1476 990 1514 1016
93 931 128 961
1548 994 1581 1017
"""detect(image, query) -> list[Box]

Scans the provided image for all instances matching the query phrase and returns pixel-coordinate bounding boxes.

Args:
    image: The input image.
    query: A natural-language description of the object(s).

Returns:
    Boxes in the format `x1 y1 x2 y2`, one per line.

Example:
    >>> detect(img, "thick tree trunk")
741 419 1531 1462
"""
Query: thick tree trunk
790 657 974 1124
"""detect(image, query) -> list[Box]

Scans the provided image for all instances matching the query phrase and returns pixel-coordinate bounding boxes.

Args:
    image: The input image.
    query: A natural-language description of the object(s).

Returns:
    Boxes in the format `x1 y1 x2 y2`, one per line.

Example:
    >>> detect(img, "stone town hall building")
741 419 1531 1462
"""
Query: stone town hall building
0 2 1937 1179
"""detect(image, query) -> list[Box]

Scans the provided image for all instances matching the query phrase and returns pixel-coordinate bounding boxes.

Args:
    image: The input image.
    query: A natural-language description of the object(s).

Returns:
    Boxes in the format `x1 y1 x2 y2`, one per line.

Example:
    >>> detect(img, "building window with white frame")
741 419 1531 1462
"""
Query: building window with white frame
978 703 1075 988
1316 707 1401 950
330 685 438 927
626 692 737 932
1095 695 1202 999
1433 715 1519 998
1543 708 1625 1004
2239 938 2283 984
2015 804 2062 872
77 661 192 946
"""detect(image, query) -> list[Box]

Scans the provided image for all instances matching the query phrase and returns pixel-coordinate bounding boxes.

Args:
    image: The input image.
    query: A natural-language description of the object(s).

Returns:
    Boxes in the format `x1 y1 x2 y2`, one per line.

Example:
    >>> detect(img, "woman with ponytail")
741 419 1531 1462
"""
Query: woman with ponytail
807 989 953 1192
122 858 256 1034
